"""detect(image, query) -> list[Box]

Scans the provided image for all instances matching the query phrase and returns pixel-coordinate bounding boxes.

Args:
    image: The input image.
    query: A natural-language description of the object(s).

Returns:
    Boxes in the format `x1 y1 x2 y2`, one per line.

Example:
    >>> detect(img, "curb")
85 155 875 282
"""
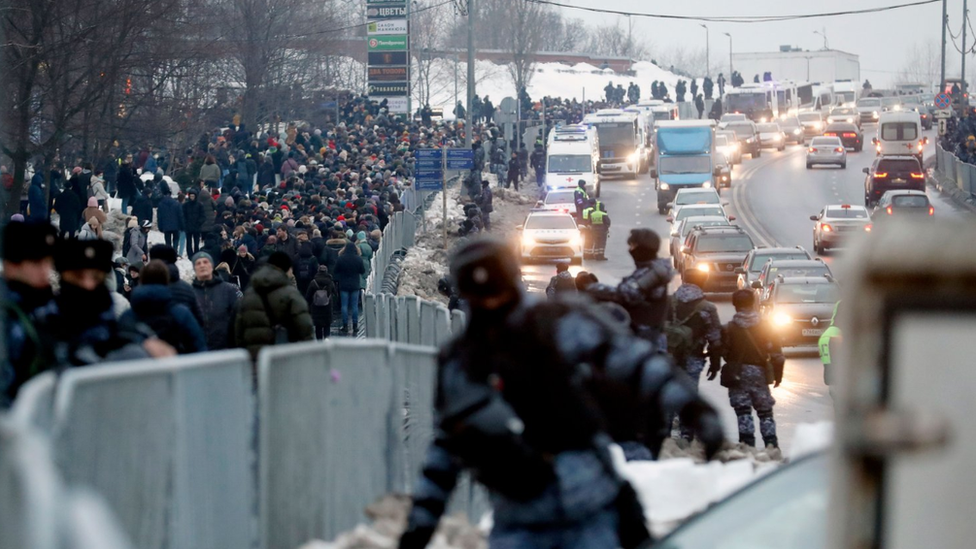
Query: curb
926 164 976 215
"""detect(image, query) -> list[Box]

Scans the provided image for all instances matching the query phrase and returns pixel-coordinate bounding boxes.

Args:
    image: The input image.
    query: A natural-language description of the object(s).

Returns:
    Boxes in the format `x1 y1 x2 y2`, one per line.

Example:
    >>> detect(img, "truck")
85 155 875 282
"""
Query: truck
724 84 778 122
582 109 648 177
831 80 859 106
651 120 717 214
544 124 601 197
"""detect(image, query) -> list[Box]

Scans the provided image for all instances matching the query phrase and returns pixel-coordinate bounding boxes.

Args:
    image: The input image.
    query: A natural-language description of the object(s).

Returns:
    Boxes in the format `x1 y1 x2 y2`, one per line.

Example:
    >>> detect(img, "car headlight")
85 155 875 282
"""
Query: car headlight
721 174 729 182
733 142 741 150
702 181 712 188
872 111 879 119
660 183 670 190
772 312 793 327
814 122 822 129
628 152 639 164
569 234 582 247
773 134 782 141
846 117 854 123
696 263 710 272
521 235 536 247
793 129 801 135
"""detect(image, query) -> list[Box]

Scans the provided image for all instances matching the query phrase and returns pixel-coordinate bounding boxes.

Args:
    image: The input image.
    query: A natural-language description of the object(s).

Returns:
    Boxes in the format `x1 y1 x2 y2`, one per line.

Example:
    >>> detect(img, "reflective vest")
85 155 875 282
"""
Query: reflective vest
586 209 608 225
818 325 841 365
583 201 603 222
574 188 589 204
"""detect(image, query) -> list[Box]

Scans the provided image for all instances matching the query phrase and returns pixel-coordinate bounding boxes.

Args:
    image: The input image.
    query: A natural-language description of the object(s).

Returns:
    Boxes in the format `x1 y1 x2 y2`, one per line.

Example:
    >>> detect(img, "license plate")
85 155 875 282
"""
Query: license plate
893 178 906 184
802 329 824 337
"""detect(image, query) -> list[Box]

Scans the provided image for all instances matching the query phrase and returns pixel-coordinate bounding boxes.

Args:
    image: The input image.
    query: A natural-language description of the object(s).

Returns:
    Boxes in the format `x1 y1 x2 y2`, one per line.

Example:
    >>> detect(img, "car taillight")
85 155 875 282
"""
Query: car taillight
808 147 816 153
865 224 872 232
825 132 837 136
929 206 935 216
874 172 888 178
918 141 924 150
834 147 844 153
911 172 924 179
886 206 893 215
821 223 833 232
843 133 856 138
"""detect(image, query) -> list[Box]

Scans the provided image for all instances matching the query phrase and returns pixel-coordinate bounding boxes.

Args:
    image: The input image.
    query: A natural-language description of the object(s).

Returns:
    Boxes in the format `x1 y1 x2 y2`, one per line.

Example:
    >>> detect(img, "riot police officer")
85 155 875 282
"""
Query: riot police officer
399 238 723 549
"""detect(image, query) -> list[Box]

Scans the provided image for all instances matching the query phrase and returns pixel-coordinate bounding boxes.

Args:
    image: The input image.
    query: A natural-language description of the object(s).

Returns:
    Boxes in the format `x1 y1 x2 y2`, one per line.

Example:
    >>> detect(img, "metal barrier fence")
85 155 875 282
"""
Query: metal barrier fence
0 417 133 549
363 292 463 345
51 350 256 549
936 144 976 197
257 340 440 549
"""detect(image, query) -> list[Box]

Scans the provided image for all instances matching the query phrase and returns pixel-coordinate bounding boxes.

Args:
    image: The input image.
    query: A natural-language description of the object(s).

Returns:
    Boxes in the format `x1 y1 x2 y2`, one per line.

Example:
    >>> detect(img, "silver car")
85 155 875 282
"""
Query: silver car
805 136 847 169
810 203 872 254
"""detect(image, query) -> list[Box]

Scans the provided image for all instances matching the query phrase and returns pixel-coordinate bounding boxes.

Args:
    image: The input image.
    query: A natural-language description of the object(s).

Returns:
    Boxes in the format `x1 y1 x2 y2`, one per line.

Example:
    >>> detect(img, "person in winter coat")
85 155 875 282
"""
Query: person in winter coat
225 245 256 290
53 188 83 237
78 216 103 240
333 242 365 334
191 251 242 351
199 155 222 190
274 226 300 266
125 219 150 265
183 188 205 257
28 173 47 222
149 245 205 325
117 154 139 214
304 265 336 340
530 144 546 188
197 183 217 234
355 231 372 290
257 157 276 189
156 188 184 249
475 180 493 231
81 197 107 228
131 188 153 226
695 94 706 119
505 152 520 191
120 260 207 354
545 263 576 299
293 242 319 296
89 171 110 212
234 251 314 362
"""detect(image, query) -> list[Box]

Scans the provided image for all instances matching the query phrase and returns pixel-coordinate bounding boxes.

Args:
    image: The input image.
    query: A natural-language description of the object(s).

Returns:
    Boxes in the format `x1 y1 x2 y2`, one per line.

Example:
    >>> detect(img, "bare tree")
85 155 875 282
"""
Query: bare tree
896 40 940 87
504 0 548 97
588 18 647 59
412 0 451 107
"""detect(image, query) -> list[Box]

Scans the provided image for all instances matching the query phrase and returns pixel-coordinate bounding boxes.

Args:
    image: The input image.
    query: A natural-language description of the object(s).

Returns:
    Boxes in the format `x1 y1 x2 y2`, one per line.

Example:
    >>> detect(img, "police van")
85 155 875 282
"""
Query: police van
545 124 601 197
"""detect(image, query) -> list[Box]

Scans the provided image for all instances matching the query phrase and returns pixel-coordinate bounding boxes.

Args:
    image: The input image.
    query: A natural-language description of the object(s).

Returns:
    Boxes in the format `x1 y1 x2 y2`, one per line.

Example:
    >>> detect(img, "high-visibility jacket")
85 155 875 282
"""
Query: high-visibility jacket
817 302 842 366
584 209 608 225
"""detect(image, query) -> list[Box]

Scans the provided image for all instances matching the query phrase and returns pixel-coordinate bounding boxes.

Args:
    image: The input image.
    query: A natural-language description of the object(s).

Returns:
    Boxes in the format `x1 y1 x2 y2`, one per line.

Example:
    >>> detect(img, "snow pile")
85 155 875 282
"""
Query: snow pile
788 421 833 461
295 495 486 549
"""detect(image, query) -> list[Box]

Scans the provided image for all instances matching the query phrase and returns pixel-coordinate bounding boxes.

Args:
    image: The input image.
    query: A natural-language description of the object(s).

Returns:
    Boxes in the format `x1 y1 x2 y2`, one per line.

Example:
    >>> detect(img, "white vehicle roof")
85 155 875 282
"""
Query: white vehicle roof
810 136 843 144
583 110 637 124
524 211 580 228
655 119 716 129
821 204 870 219
637 100 665 107
878 111 921 123
675 188 720 198
547 139 596 154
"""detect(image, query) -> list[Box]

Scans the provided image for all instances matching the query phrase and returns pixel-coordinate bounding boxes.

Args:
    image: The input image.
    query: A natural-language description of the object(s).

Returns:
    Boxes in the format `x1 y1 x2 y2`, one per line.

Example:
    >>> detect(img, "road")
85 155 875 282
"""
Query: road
520 124 962 451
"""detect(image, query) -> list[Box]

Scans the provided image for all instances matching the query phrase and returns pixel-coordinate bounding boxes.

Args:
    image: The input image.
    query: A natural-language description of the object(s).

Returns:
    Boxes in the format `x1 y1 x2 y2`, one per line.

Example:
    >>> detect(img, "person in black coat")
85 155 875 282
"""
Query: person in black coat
120 260 207 354
131 188 154 226
53 188 83 237
183 188 206 256
156 189 184 249
304 265 336 339
117 154 139 214
191 251 242 351
149 244 205 325
333 242 365 334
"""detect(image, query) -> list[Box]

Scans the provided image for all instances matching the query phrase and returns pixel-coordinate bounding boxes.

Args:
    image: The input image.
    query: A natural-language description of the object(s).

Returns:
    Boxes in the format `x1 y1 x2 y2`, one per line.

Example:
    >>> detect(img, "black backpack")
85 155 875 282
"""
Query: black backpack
311 281 331 307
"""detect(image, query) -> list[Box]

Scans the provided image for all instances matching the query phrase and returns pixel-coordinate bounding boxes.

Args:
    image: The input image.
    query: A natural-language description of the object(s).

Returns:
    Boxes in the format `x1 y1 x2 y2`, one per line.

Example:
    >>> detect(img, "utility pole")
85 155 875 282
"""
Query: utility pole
465 0 475 147
941 0 948 94
724 32 733 78
963 0 969 117
700 24 709 78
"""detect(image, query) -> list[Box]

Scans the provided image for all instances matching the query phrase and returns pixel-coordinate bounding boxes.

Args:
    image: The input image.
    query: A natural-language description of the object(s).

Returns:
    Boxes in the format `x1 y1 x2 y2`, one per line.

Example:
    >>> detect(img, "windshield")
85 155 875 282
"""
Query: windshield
696 235 755 253
547 154 592 173
830 108 856 116
727 93 767 112
798 113 822 122
780 118 800 129
653 111 673 121
544 192 575 205
892 195 930 207
676 206 725 221
825 207 868 218
595 123 636 147
878 159 921 173
882 97 902 107
659 156 712 175
675 192 720 206
837 91 856 103
750 253 809 271
757 124 780 132
727 124 756 138
767 265 830 280
656 454 827 549
715 136 730 148
775 283 840 304
524 215 577 230
858 98 881 108
880 122 918 141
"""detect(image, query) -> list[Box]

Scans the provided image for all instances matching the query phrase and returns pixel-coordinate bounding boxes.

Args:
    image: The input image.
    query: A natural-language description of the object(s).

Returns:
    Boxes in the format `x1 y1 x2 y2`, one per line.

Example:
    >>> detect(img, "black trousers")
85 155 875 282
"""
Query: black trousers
186 232 201 256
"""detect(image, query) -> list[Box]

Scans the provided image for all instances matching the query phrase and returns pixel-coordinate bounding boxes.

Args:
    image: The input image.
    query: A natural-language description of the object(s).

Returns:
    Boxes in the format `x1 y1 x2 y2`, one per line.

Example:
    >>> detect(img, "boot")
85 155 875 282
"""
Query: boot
352 321 359 334
344 323 351 336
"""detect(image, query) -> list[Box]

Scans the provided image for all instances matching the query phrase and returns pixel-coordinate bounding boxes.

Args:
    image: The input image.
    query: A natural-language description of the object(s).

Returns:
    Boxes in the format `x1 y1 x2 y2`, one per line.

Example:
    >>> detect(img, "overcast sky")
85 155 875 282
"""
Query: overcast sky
554 0 968 87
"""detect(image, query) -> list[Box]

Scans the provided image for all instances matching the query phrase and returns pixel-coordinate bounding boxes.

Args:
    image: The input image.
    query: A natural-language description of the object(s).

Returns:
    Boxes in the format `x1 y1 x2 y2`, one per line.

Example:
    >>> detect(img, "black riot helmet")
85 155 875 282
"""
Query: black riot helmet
627 228 661 262
450 237 521 301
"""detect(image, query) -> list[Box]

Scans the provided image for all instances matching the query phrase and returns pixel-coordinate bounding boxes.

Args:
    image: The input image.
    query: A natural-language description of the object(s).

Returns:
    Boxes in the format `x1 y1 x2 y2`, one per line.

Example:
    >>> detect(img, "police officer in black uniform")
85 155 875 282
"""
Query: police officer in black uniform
399 238 724 549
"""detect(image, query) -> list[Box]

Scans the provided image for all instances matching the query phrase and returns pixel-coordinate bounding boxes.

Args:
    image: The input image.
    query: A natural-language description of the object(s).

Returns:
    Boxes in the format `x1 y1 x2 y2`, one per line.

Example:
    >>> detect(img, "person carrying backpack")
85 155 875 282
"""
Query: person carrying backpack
294 243 319 296
304 265 336 340
666 268 722 443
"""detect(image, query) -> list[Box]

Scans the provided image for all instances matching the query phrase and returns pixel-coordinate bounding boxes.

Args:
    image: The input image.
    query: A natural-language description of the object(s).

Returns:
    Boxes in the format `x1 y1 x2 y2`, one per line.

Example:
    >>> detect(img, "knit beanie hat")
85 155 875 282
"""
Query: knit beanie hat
191 251 214 265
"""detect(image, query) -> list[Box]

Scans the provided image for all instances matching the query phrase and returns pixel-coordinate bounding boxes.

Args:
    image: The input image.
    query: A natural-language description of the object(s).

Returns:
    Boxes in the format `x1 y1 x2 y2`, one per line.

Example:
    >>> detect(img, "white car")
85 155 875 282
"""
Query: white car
670 187 722 215
810 203 872 254
718 113 747 128
667 203 732 227
536 189 576 214
715 130 742 164
518 211 584 264
805 136 847 169
756 123 786 151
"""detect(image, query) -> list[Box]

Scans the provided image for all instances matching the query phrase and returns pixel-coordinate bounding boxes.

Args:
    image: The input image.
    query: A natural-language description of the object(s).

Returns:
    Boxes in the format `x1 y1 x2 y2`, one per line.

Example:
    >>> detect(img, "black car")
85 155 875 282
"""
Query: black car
680 225 756 292
725 121 762 159
863 155 925 207
823 122 863 151
761 275 841 347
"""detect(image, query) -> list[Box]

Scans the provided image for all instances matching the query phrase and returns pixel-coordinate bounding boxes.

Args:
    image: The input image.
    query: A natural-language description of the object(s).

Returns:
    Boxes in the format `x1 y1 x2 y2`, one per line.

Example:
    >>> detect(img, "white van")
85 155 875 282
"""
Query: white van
873 111 926 162
545 125 601 196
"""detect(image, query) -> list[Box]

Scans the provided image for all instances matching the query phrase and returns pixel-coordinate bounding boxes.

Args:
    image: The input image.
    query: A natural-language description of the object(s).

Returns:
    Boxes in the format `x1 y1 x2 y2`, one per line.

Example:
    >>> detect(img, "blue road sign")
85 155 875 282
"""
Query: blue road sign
415 159 440 170
936 93 951 109
446 148 474 170
415 149 443 159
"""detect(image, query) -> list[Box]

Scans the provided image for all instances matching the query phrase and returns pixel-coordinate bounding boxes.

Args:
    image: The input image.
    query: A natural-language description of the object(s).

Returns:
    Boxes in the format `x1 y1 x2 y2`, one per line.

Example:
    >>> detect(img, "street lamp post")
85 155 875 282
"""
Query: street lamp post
814 29 829 50
724 32 732 78
700 24 709 78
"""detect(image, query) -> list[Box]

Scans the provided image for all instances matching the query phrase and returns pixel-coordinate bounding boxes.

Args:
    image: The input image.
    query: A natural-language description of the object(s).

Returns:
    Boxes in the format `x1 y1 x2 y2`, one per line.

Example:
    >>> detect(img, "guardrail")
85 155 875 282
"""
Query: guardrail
7 340 487 549
936 144 976 197
0 417 133 549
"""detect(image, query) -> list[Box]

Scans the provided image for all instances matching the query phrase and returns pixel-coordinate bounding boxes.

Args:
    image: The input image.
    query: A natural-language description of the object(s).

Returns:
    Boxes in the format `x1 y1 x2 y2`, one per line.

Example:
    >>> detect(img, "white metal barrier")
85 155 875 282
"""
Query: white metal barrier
257 339 438 549
51 350 255 549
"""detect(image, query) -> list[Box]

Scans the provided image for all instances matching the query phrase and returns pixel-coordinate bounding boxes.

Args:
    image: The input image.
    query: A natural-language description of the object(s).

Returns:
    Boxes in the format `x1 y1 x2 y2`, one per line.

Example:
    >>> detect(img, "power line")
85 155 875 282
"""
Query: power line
526 0 940 24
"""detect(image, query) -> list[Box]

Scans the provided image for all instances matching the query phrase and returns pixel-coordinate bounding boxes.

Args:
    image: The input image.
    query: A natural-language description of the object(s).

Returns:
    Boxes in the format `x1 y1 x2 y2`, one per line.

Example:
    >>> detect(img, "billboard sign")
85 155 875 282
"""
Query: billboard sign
368 82 409 96
366 3 407 18
368 66 408 82
368 51 407 66
367 19 407 35
367 35 407 52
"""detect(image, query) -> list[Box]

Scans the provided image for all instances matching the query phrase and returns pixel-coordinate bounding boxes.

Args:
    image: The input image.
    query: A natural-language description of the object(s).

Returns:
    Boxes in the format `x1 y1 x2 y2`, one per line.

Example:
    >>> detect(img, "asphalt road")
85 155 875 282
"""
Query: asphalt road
520 123 963 451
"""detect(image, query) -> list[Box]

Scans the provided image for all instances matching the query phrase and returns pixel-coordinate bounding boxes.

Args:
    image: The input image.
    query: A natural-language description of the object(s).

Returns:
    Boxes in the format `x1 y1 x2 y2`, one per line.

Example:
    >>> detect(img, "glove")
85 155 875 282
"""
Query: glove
706 355 721 381
398 526 436 549
697 410 725 461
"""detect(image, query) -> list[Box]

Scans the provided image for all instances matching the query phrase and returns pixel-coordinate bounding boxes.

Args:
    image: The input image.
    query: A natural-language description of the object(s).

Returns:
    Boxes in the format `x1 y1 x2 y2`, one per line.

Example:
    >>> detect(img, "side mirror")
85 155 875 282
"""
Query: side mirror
666 202 674 208
872 137 879 144
722 202 730 207
734 267 745 274
728 215 736 221
666 216 674 223
809 215 819 221
751 280 763 289
862 167 870 174
516 225 523 231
